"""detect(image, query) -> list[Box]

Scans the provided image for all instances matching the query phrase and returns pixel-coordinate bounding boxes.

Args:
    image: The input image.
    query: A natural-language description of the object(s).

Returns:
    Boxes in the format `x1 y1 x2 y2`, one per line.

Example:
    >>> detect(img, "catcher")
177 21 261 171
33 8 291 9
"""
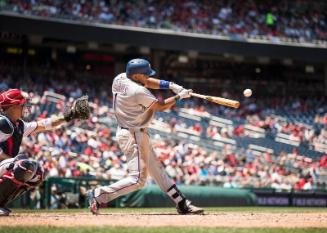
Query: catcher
0 89 89 216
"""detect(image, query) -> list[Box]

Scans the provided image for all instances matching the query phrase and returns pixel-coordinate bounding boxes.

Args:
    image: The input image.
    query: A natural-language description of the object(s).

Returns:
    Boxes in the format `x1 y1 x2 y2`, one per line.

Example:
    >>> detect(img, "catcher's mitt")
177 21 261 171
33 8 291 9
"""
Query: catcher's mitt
64 95 90 122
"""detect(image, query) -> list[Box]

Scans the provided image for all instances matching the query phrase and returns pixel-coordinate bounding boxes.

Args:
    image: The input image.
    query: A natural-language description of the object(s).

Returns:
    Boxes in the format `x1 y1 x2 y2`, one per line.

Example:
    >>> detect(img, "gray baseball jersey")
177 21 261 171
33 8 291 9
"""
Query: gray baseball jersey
112 73 157 128
93 73 177 206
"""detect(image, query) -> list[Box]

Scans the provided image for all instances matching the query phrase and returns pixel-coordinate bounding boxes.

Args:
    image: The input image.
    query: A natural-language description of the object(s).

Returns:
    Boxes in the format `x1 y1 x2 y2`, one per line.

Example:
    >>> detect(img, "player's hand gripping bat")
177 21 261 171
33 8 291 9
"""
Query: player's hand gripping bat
190 92 240 109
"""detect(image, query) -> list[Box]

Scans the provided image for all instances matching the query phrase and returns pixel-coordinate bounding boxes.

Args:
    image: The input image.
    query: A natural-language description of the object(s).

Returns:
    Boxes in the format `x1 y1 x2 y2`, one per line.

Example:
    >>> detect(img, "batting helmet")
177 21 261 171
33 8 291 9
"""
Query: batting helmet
126 58 156 77
13 159 37 182
0 89 28 109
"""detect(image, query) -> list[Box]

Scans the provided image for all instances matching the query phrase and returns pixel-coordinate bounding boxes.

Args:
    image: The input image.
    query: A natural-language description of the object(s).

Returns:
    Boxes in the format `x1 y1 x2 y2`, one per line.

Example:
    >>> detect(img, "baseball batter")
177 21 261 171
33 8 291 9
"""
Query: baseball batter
87 58 203 215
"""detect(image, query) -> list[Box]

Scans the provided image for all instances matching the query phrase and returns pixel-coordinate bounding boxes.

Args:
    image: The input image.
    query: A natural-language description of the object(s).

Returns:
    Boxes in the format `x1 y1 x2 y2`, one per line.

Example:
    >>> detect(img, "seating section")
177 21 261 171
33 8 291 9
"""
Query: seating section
150 106 326 157
2 0 327 43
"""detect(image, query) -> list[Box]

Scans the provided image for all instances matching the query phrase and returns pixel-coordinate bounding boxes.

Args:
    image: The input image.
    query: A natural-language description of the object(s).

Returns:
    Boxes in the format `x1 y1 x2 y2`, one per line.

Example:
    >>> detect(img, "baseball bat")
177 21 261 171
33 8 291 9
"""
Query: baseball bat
190 92 240 108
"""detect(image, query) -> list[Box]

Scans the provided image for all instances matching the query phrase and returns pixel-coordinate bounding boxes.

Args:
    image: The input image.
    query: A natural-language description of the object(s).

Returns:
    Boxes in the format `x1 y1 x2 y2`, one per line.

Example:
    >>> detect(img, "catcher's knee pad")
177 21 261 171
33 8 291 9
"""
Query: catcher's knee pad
14 153 29 161
0 159 43 206
0 159 45 206
13 159 37 183
27 162 46 187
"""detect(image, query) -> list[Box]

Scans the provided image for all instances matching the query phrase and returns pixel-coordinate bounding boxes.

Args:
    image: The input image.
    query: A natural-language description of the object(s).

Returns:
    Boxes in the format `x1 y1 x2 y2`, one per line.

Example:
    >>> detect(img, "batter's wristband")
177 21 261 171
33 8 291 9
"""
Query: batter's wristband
159 80 170 89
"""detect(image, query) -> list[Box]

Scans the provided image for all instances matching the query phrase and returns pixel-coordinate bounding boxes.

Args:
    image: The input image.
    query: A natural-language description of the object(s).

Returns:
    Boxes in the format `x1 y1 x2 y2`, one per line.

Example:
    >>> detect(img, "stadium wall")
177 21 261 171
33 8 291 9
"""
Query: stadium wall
114 186 327 208
24 177 326 208
1 13 327 62
43 177 256 208
118 185 256 207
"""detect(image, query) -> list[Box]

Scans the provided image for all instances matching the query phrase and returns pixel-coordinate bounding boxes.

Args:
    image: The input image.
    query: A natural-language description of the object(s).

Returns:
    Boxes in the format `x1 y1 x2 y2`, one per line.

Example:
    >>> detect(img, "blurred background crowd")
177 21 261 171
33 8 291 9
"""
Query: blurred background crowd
2 0 327 42
1 58 326 192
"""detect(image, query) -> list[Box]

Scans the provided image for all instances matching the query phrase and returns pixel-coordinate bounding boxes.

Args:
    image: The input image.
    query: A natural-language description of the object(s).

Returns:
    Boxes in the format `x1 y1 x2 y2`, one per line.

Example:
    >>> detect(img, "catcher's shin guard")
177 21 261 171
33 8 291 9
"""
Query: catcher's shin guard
0 159 41 207
0 175 28 206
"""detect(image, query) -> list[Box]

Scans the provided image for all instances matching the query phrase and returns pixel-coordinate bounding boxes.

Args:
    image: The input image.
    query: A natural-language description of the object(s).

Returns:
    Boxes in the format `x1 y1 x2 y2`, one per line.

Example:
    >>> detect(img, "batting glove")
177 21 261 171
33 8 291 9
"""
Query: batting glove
178 89 193 99
169 82 184 94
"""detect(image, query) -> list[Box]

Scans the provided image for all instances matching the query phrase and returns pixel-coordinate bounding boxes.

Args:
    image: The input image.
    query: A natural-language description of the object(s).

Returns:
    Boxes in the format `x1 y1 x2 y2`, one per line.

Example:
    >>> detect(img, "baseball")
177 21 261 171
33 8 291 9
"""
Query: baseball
243 89 252 97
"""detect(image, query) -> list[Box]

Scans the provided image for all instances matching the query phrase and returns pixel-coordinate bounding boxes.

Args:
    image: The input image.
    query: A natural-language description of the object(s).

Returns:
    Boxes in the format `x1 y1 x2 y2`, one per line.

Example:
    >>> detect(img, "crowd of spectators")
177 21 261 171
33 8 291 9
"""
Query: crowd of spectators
154 140 327 190
2 0 327 43
154 96 327 153
1 60 326 191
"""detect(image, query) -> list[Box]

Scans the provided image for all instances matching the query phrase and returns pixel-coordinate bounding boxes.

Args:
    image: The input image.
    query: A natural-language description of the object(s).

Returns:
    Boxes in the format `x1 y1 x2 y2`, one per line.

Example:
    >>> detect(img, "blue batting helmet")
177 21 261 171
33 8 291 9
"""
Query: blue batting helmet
126 58 156 77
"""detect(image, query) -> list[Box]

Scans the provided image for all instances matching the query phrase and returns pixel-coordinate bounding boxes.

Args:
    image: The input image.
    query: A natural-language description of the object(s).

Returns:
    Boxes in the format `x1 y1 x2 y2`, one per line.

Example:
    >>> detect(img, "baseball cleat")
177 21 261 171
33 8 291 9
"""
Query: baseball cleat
0 207 11 216
176 199 204 215
3 207 11 213
87 190 99 215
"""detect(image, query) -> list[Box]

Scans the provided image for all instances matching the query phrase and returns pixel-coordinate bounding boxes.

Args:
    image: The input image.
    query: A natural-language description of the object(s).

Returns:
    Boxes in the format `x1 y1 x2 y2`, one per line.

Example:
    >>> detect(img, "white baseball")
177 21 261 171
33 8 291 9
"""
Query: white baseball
243 89 252 97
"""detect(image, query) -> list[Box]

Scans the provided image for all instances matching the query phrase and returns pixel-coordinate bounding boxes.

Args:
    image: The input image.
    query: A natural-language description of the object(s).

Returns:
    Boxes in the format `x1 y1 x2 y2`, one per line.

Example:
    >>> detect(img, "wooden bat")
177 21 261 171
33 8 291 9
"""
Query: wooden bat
190 93 240 108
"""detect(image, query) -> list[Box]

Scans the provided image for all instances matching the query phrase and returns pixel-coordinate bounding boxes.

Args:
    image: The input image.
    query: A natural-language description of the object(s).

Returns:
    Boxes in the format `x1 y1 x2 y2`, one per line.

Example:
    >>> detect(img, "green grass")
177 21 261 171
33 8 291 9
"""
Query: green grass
0 227 326 233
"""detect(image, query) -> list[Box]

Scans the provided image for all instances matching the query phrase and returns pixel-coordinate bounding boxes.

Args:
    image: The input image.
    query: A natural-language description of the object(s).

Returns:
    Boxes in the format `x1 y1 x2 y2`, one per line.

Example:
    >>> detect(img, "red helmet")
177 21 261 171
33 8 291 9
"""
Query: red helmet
0 89 28 108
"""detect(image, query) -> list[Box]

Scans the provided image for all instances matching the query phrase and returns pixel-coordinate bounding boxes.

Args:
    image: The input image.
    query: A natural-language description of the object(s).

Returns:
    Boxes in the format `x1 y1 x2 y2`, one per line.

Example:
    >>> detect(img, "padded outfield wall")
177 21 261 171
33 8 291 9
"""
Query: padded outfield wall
11 177 325 209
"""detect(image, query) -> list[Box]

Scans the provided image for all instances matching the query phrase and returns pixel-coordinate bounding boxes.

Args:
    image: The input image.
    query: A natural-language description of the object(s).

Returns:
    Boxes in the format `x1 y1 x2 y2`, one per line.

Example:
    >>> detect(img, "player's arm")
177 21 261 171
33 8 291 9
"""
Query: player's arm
0 116 14 160
29 114 67 134
26 96 90 135
0 149 10 161
133 75 184 93
146 78 184 94
150 89 192 112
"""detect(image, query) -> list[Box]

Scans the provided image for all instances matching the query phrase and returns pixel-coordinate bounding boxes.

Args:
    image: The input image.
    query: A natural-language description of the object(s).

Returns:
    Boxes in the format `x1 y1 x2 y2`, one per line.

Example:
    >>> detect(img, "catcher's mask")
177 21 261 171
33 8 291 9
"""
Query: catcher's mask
0 89 32 118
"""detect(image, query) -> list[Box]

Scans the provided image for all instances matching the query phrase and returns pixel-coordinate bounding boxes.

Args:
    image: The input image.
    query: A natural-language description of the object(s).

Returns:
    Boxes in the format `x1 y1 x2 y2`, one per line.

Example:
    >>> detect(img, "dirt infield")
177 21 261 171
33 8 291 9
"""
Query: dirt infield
0 211 326 228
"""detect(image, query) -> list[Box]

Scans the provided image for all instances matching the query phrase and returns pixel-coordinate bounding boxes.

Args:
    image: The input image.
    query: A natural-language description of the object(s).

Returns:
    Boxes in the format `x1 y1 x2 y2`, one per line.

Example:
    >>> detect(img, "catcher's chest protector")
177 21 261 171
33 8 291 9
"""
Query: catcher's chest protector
0 117 24 158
